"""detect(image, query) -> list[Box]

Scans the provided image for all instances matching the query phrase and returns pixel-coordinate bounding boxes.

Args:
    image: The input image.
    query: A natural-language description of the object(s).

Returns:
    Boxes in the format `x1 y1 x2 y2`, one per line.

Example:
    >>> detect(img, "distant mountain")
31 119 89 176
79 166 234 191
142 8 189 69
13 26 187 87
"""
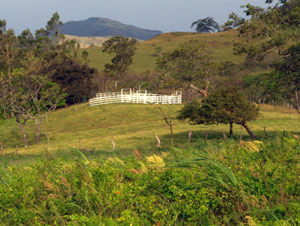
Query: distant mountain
61 17 163 40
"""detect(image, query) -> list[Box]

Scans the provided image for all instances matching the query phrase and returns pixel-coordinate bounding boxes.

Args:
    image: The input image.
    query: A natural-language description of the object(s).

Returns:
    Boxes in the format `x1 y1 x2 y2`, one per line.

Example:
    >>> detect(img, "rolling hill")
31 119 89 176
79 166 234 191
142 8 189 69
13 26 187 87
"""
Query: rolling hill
0 102 297 160
83 29 245 73
61 17 163 40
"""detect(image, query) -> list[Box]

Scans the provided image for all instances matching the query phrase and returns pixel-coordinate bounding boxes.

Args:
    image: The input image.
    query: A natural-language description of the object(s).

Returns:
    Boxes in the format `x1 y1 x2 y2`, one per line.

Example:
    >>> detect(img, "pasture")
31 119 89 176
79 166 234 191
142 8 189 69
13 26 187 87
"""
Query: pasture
0 103 299 165
0 103 299 225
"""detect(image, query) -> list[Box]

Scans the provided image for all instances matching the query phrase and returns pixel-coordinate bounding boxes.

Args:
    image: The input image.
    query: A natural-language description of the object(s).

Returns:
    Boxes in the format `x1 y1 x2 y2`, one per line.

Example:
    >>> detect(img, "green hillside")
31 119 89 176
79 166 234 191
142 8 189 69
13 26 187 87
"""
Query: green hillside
84 30 244 73
0 103 298 164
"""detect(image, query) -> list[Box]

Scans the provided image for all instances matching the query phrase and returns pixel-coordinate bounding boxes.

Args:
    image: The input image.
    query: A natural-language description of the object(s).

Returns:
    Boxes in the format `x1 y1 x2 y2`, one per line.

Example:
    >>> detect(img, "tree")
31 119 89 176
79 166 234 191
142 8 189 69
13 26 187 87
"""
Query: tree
0 67 64 147
102 36 137 90
46 58 98 105
222 13 245 31
178 87 259 139
22 56 65 144
46 12 64 43
191 17 220 33
233 0 300 67
157 107 176 146
270 43 300 114
156 41 217 102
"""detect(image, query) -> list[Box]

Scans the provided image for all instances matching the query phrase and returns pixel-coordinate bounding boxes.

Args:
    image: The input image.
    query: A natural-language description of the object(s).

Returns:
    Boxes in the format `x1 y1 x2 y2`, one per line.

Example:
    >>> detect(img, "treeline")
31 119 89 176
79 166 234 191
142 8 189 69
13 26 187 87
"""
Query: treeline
0 13 99 147
164 0 300 139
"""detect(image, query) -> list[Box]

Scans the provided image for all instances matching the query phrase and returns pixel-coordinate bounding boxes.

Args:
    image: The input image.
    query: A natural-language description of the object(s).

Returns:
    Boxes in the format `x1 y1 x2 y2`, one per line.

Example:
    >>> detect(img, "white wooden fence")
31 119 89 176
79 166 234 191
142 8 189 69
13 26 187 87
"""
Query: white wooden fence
89 89 182 106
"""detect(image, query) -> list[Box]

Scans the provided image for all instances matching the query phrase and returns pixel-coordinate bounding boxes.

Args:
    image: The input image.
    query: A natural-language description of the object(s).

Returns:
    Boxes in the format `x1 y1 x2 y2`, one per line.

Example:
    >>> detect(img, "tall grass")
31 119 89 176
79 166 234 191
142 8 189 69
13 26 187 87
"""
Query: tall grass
0 136 299 225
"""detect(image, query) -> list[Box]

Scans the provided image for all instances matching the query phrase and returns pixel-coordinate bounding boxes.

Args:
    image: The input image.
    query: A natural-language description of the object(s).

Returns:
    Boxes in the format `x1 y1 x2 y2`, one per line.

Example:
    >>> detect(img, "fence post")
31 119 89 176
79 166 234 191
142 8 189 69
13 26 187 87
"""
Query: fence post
121 89 124 103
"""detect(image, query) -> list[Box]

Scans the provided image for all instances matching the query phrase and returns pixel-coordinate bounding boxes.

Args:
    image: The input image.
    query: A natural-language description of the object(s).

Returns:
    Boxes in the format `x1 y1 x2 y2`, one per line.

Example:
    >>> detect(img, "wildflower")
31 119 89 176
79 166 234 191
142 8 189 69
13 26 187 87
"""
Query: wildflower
115 191 120 195
157 223 161 226
234 166 238 169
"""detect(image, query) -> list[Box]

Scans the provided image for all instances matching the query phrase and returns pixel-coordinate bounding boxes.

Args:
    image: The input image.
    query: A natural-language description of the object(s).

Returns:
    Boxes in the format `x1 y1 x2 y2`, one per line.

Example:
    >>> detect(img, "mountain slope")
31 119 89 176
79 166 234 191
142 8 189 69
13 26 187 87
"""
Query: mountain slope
61 17 163 40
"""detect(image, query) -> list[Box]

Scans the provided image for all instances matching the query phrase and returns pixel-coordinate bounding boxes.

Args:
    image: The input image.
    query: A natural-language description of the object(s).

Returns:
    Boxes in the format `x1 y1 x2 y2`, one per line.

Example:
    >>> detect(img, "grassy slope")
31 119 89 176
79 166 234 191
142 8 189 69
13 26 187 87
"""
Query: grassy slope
84 30 244 73
0 103 299 162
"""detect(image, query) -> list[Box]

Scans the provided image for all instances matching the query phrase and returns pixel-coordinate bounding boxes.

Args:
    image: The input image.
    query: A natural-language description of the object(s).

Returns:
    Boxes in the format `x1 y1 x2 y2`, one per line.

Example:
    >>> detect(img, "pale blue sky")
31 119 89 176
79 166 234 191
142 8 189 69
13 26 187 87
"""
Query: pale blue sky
0 0 270 34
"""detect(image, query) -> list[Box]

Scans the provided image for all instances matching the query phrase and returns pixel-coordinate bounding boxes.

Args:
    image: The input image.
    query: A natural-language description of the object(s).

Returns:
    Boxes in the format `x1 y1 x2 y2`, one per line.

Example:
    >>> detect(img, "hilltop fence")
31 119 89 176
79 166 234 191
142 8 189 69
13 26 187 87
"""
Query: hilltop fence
89 88 182 106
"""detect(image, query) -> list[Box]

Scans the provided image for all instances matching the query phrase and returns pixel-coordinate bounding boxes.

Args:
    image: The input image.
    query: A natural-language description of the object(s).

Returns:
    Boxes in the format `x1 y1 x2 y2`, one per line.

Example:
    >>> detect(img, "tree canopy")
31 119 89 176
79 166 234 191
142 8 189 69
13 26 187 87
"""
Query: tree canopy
178 87 259 139
156 41 217 102
102 36 137 90
0 12 98 147
191 17 220 33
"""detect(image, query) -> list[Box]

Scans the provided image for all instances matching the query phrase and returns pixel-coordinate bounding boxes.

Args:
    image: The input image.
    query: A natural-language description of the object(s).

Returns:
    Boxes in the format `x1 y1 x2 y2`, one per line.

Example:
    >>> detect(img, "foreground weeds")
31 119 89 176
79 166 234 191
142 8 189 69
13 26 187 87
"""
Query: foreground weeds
0 136 299 225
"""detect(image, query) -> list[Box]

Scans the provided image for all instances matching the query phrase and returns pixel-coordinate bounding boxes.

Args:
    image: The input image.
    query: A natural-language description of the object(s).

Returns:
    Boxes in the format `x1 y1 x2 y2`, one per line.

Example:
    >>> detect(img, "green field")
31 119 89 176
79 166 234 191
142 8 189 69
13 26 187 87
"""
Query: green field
84 30 244 73
0 103 299 164
0 103 299 225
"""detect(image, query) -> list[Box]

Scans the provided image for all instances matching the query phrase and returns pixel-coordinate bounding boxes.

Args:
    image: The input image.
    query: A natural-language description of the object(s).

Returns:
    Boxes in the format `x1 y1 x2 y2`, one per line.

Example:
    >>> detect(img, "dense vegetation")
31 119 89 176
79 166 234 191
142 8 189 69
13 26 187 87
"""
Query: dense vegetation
0 136 299 225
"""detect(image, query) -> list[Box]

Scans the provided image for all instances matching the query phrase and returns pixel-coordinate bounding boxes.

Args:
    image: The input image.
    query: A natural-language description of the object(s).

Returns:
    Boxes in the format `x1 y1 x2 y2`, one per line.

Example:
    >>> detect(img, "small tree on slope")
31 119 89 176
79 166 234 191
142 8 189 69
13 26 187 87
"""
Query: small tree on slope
178 87 259 139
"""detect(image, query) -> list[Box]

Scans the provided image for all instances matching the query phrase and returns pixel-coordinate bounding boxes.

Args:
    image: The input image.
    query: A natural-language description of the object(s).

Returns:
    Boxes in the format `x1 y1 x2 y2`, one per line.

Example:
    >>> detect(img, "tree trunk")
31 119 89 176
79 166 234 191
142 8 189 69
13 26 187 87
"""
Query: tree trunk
229 122 233 137
16 121 29 148
35 117 42 144
242 123 256 140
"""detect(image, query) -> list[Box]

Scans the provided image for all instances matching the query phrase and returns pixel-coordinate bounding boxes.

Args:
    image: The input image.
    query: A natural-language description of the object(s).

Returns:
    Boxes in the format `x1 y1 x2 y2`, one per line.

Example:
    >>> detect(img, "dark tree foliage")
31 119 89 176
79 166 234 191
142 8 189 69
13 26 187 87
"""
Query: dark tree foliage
191 17 220 33
46 58 98 105
0 20 6 34
178 87 259 139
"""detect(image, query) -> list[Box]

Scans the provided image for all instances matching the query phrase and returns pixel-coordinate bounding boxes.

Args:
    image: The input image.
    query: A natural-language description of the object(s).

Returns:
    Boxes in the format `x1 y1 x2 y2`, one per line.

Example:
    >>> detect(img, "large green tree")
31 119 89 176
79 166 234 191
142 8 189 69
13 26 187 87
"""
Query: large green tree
178 87 259 139
102 36 137 91
157 41 217 102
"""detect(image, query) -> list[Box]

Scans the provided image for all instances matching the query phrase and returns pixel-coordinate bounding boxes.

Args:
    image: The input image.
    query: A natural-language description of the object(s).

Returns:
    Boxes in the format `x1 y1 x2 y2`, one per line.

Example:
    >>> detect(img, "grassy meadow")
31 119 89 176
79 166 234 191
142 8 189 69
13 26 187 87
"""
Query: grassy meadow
0 103 299 165
84 30 244 73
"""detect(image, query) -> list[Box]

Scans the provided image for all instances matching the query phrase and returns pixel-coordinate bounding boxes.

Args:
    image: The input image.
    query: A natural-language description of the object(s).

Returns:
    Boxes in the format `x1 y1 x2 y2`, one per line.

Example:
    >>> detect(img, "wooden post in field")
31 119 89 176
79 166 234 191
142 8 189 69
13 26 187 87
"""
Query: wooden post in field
188 130 192 144
222 129 227 141
78 138 82 150
264 127 268 138
112 136 116 152
205 131 208 142
0 143 3 155
154 133 161 147
75 103 78 113
45 133 50 151
15 145 18 155
240 125 243 142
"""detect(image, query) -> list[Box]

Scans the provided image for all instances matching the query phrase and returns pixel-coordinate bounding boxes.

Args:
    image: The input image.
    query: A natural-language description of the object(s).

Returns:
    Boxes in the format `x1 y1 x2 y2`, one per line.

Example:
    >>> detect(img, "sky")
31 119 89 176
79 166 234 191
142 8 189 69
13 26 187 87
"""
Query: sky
0 0 270 35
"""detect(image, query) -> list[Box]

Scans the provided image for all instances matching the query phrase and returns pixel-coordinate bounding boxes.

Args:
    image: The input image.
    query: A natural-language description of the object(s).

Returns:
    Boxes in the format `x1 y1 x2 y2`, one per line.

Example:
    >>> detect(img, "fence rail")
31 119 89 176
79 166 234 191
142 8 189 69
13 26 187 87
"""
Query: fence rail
89 89 182 106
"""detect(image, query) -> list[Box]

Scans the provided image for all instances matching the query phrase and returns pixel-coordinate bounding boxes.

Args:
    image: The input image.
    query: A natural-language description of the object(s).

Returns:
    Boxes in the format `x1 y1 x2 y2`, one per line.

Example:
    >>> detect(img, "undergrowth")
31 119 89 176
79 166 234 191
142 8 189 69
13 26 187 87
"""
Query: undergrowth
0 135 299 225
